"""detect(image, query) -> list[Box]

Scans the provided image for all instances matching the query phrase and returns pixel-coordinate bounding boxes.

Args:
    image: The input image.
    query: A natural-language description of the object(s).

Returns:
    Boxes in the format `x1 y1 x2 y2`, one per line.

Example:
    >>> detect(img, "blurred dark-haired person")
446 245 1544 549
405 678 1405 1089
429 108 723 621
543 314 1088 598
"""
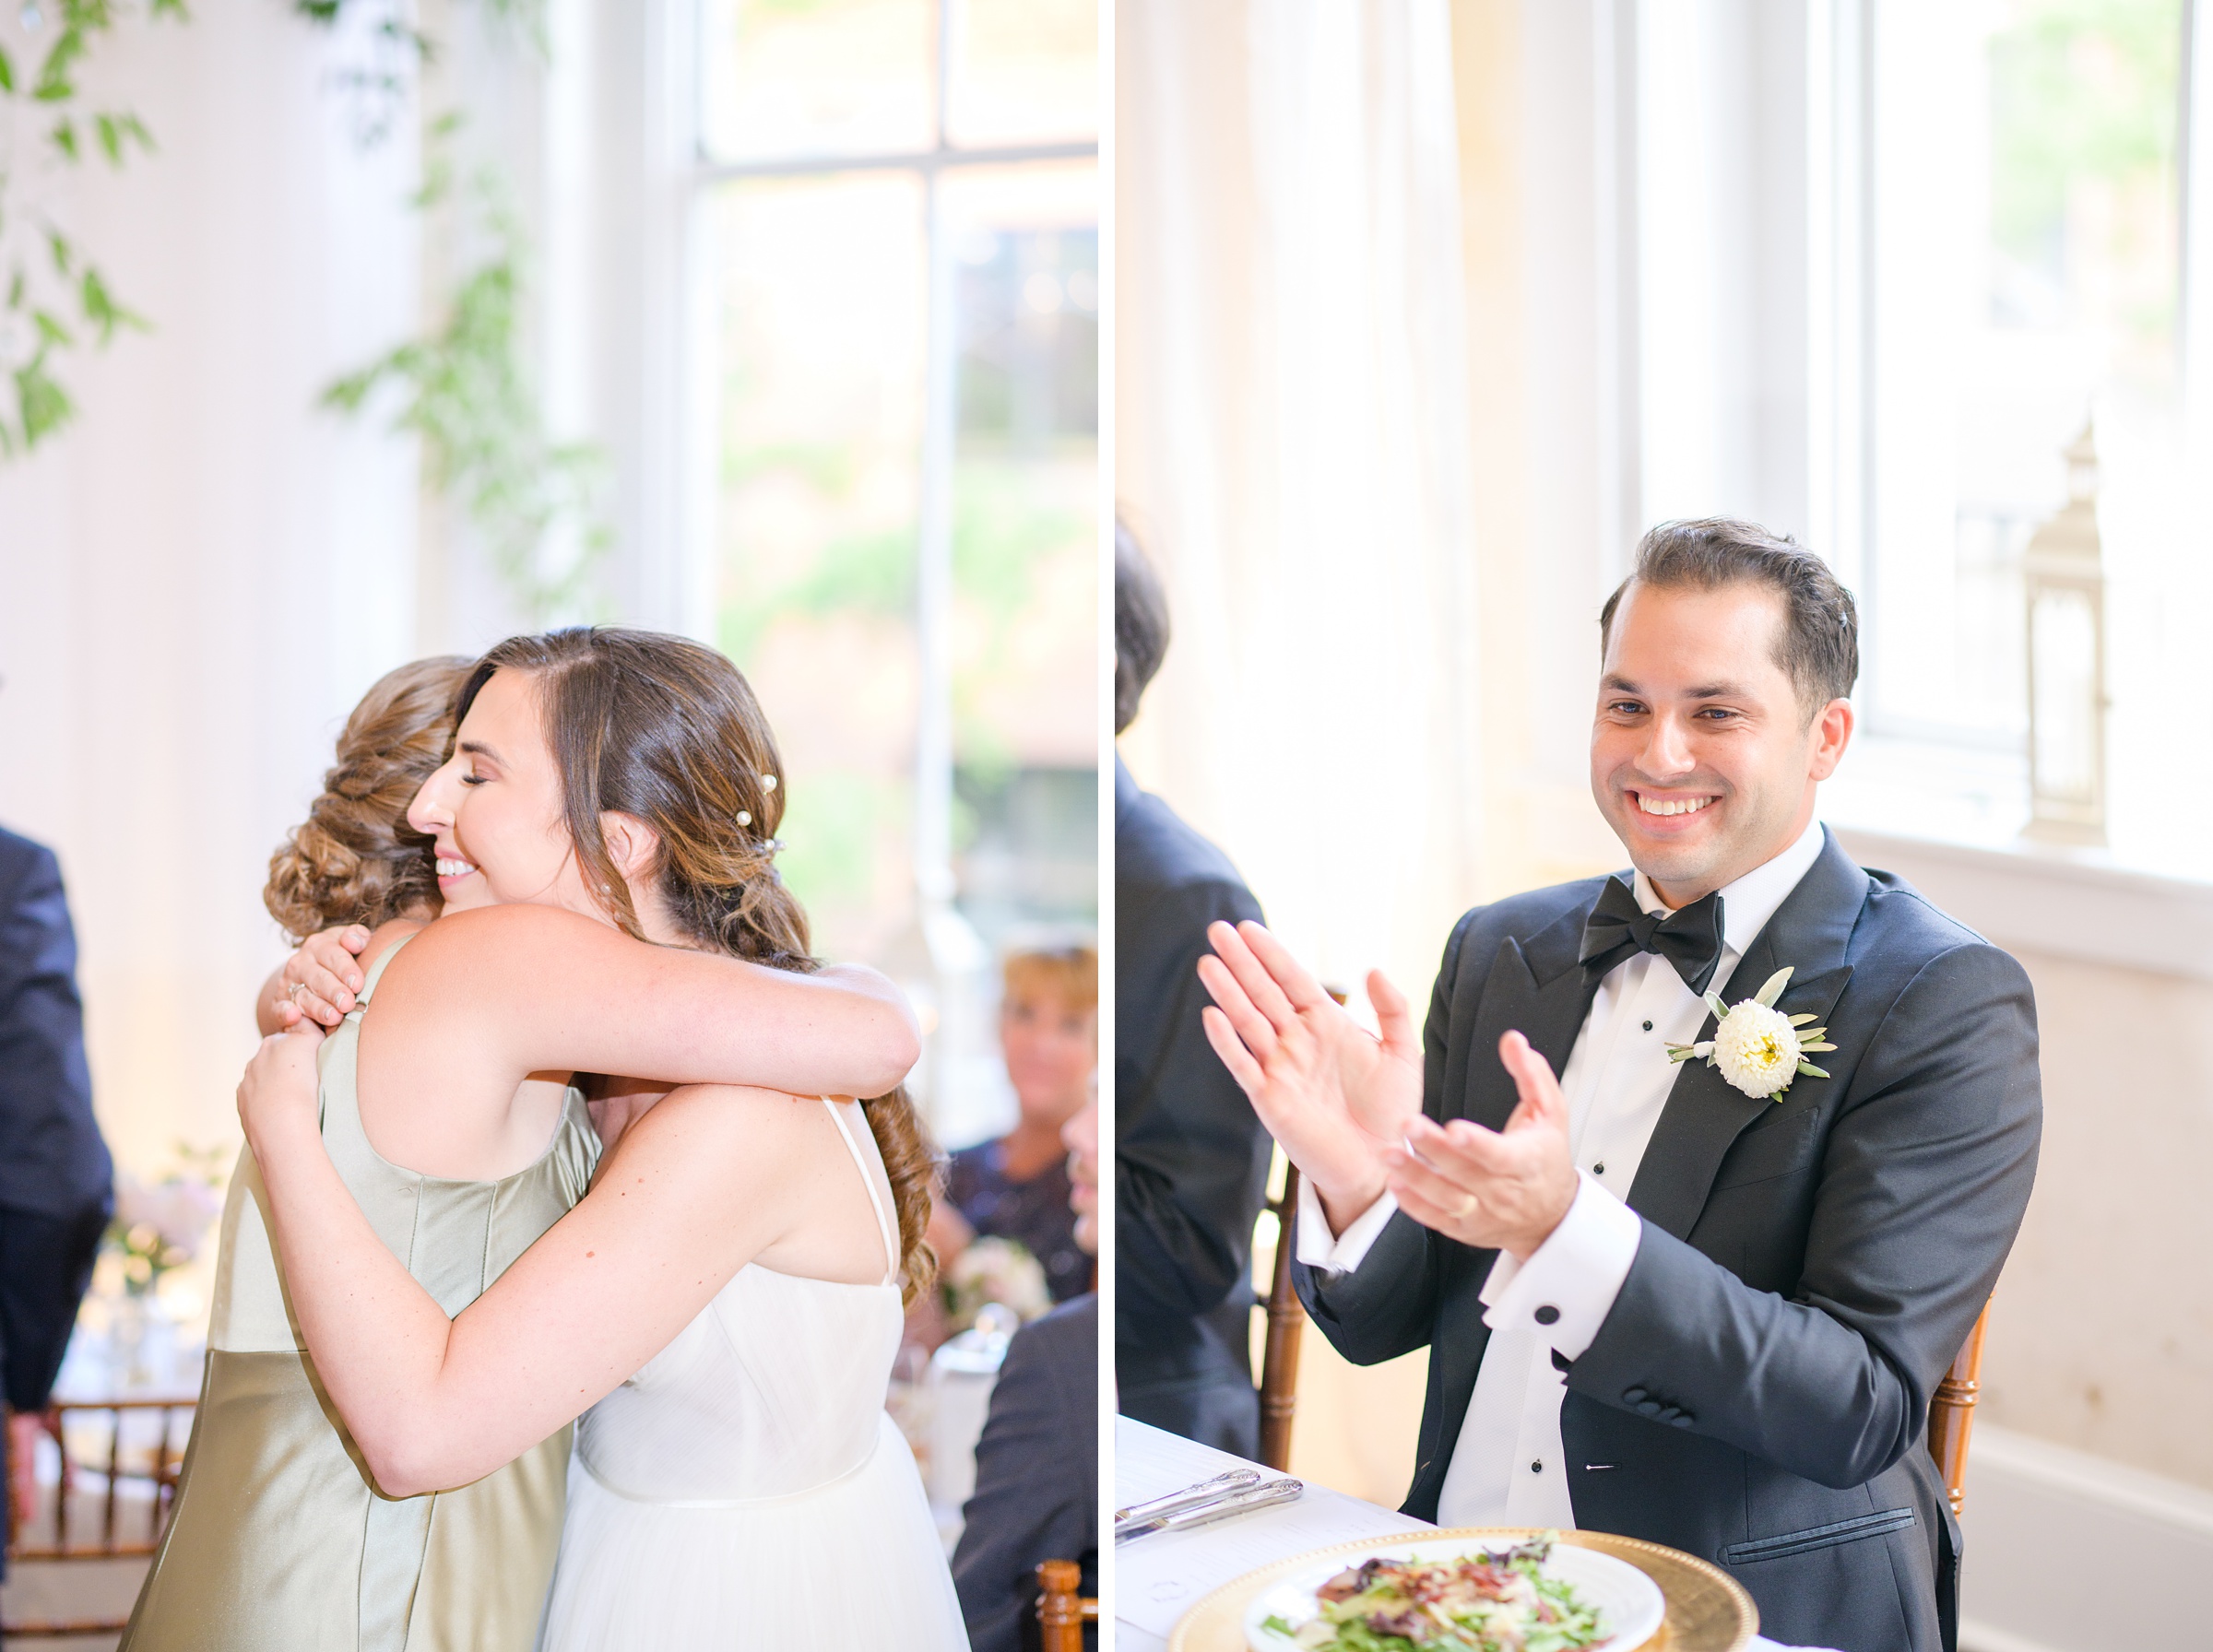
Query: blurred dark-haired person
0 824 114 1547
1201 520 2041 1652
1113 522 1273 1456
931 944 1097 1305
953 1098 1097 1652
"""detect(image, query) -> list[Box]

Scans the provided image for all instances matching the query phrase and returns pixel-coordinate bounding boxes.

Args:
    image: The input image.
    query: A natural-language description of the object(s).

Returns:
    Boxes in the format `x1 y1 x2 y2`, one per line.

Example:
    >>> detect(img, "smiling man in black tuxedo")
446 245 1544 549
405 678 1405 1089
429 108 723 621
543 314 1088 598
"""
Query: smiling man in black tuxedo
1198 520 2040 1652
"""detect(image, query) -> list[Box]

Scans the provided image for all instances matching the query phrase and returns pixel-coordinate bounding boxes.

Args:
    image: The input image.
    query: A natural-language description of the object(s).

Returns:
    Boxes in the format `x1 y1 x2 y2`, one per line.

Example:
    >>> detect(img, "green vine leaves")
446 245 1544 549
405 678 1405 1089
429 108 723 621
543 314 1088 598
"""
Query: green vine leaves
0 0 183 457
321 159 610 623
299 2 609 624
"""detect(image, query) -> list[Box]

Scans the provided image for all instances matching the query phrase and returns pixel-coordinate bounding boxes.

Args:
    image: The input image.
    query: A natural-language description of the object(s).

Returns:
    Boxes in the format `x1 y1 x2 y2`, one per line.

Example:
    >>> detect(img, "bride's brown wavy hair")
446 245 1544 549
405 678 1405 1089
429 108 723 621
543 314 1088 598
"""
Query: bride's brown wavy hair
456 627 941 1303
265 655 473 944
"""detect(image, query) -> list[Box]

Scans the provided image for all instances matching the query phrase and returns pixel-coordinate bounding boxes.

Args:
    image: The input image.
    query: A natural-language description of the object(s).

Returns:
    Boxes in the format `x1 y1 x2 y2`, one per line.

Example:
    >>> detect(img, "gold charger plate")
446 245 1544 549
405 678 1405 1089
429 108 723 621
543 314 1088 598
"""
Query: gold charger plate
1166 1527 1757 1652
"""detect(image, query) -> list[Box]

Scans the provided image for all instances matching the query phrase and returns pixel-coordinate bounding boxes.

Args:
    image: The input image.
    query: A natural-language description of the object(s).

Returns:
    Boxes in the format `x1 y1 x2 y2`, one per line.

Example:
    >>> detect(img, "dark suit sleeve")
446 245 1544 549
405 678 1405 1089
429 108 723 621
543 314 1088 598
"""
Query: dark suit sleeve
1294 909 1481 1365
1568 942 2041 1489
0 844 104 1220
1116 877 1272 1327
0 845 107 1410
0 844 94 1158
953 1303 1098 1652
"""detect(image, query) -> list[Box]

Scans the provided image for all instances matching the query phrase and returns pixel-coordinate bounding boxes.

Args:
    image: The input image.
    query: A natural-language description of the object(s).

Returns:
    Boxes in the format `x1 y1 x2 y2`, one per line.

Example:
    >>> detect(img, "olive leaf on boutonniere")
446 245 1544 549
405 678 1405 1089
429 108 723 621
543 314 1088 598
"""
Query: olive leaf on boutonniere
1664 966 1837 1103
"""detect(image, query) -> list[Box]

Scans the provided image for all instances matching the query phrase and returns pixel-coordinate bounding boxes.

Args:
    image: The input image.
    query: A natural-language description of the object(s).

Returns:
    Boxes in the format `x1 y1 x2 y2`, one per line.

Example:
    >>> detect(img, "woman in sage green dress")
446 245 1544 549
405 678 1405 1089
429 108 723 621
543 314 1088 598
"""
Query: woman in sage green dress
120 635 922 1652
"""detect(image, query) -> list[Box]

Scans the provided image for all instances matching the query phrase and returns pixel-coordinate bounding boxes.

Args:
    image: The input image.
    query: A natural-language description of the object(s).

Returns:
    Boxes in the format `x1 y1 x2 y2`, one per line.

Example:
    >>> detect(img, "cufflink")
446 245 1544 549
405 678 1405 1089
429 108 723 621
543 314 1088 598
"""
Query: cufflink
1534 1304 1560 1326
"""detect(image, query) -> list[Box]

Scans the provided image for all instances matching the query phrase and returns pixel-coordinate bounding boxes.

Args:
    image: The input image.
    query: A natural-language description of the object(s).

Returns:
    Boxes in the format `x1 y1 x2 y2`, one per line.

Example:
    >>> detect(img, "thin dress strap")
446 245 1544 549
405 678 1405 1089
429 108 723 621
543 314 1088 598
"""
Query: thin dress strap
351 928 419 1009
820 1098 900 1288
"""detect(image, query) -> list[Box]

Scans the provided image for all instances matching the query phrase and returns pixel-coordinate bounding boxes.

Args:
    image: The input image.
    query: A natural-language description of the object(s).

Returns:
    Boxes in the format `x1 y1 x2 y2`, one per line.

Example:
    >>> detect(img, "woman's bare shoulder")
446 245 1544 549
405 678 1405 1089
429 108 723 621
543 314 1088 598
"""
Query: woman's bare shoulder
373 905 630 993
614 1085 828 1156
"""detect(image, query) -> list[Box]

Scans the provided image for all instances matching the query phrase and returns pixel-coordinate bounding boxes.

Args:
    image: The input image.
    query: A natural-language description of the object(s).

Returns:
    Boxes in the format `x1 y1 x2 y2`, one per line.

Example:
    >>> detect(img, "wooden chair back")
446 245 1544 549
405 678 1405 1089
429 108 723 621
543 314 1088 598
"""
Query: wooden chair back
1035 1558 1098 1652
4 1397 195 1639
1926 1301 1992 1517
1258 1153 1307 1471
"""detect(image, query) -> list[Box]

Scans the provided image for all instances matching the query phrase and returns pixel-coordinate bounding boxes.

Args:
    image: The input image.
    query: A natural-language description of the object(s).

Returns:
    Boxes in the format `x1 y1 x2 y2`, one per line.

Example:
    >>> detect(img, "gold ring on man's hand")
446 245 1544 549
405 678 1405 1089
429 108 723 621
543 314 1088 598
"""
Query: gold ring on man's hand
1453 1193 1477 1218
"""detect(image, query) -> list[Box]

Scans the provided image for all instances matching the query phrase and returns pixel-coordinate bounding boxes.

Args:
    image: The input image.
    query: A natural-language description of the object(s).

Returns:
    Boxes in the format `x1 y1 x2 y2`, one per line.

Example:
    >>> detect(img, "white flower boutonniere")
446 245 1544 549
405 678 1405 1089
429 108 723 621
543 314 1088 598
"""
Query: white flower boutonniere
1665 966 1838 1103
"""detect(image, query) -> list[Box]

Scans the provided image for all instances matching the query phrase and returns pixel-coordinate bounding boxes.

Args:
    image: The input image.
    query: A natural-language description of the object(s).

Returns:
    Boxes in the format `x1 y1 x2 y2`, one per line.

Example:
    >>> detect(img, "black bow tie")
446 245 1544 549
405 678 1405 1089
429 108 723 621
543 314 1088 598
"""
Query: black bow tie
1578 878 1727 995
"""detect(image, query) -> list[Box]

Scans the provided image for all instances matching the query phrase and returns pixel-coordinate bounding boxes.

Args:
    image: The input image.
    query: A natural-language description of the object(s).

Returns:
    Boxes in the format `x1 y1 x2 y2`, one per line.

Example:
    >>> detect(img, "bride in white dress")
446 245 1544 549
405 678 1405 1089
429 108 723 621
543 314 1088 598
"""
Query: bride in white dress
235 629 970 1649
538 1097 954 1647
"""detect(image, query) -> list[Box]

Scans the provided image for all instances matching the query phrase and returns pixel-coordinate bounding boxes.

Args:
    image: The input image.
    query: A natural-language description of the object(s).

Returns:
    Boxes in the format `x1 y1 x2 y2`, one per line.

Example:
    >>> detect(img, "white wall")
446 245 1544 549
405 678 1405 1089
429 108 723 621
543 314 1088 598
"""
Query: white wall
0 1 424 1169
0 0 680 1172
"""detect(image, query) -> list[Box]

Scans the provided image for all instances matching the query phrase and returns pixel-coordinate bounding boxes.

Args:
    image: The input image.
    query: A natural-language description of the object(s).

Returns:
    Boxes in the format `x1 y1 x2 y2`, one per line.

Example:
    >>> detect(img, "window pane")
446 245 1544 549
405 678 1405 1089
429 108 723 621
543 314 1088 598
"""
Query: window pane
947 0 1098 148
703 0 935 164
1867 0 2183 757
944 163 1098 935
712 175 927 962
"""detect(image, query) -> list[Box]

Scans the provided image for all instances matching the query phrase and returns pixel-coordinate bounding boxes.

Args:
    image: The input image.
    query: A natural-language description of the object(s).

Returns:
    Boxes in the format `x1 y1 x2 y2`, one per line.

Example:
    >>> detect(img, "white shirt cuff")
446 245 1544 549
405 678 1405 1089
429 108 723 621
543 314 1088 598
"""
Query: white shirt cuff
1294 1175 1400 1275
1478 1172 1643 1362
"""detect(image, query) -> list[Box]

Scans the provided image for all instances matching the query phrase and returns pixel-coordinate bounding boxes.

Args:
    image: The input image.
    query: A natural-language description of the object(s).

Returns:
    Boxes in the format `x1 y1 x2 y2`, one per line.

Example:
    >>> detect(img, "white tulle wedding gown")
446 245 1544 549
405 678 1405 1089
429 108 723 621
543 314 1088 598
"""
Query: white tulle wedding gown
535 1100 970 1649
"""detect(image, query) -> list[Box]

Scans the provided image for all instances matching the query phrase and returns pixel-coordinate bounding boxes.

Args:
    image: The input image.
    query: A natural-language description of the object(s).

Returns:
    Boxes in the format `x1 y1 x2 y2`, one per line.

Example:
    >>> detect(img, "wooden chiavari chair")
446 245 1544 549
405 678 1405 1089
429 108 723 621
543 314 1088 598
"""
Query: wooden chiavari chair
1257 1150 1306 1472
1252 986 1355 1473
1927 1302 1993 1517
3 1397 195 1639
1035 1558 1098 1651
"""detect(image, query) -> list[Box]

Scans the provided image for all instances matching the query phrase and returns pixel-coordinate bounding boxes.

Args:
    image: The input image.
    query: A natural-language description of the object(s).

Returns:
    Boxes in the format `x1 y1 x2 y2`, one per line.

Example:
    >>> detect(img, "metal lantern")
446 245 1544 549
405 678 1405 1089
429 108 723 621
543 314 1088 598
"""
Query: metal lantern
2020 421 2109 846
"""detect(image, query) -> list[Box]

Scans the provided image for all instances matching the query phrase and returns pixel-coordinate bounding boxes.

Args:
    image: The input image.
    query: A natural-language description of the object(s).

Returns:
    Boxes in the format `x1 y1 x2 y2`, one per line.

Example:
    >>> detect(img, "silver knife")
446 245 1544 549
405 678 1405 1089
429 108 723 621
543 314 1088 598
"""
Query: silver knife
1113 1468 1262 1530
1115 1476 1304 1543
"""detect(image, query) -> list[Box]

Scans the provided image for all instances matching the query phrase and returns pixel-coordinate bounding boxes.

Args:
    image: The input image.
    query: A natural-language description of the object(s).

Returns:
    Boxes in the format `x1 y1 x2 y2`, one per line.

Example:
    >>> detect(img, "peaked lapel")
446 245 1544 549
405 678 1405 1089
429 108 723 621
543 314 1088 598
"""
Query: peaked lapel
1627 830 1870 1240
1452 895 1607 1131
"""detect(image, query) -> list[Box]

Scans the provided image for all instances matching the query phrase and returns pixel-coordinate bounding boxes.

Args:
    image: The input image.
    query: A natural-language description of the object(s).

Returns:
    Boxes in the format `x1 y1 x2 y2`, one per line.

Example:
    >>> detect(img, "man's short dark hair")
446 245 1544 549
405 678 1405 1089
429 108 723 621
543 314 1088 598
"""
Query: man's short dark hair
1599 518 1858 715
1116 519 1171 735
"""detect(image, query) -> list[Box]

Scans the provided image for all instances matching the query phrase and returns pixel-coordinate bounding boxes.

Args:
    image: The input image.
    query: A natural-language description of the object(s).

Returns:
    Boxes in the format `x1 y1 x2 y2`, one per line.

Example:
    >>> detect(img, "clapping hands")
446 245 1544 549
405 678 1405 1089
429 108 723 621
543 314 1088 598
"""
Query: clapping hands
1199 921 1580 1260
1382 1032 1579 1262
1195 921 1422 1230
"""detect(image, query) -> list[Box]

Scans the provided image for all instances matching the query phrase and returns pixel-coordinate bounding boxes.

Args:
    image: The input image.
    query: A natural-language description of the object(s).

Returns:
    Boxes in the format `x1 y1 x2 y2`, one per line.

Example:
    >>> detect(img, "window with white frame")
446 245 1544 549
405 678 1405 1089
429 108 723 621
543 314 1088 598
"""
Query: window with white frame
693 0 1098 974
1851 0 2210 865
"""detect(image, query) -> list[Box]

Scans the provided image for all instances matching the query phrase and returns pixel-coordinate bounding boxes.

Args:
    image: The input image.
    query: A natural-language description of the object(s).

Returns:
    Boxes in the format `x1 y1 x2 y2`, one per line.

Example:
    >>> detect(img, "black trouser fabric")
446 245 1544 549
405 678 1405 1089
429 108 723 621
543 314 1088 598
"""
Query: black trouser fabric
0 1194 111 1586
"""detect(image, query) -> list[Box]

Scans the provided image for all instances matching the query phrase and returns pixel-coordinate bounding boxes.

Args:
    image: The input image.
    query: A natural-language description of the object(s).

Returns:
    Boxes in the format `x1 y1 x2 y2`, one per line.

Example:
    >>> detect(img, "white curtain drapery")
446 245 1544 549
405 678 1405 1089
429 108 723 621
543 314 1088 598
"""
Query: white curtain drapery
1117 0 1484 1008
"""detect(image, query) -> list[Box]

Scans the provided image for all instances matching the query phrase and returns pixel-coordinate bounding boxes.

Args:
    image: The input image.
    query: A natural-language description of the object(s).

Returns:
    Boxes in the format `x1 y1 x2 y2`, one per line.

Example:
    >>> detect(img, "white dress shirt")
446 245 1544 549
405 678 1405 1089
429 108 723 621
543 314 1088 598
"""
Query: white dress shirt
1296 816 1828 1528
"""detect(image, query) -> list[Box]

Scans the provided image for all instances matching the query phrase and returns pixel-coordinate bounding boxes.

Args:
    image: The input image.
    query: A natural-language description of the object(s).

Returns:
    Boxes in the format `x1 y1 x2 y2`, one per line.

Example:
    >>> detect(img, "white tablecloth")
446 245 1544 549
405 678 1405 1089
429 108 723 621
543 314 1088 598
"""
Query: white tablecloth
1111 1417 1832 1652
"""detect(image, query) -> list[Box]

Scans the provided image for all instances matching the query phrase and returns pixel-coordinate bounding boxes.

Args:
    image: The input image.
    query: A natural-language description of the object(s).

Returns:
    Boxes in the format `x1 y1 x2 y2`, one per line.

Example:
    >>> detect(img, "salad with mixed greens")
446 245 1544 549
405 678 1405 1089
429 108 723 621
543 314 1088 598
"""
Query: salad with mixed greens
1260 1535 1613 1652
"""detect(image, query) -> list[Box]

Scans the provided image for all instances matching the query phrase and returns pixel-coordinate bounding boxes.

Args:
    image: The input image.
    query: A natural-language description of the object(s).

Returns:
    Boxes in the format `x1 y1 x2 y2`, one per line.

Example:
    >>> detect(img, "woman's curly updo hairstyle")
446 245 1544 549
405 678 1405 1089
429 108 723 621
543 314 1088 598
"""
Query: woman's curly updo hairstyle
456 627 941 1302
265 655 471 944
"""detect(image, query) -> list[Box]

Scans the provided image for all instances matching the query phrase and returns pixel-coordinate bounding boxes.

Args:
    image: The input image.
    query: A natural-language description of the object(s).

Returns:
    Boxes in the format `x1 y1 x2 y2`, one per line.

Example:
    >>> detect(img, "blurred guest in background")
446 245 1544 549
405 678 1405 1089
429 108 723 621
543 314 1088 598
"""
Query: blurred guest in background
953 1097 1097 1652
0 824 115 1537
932 942 1097 1306
1112 524 1273 1457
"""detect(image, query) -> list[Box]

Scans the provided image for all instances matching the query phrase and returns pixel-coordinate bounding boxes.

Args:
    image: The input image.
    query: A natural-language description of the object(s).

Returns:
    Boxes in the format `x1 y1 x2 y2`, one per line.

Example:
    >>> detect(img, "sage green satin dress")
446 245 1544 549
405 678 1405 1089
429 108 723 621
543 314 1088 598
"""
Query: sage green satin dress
121 934 599 1652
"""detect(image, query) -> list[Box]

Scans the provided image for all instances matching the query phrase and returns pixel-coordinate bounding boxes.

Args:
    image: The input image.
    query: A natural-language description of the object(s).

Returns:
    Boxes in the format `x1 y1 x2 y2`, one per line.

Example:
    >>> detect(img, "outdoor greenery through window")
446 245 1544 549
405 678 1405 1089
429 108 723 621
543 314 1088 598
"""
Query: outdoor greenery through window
700 0 1098 974
1855 0 2206 864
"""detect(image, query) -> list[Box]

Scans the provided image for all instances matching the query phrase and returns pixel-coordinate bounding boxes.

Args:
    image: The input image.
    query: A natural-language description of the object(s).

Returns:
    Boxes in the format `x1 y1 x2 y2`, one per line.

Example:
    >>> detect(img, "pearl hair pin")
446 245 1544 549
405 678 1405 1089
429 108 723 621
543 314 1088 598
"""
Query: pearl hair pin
762 774 777 792
736 811 751 826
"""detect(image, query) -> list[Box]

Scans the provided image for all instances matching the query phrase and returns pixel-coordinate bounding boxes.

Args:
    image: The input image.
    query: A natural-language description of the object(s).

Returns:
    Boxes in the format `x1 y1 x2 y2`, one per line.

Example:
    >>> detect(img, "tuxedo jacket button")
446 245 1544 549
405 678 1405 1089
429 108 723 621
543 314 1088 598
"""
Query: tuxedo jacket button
1622 1386 1648 1404
1669 1412 1696 1428
1636 1400 1663 1418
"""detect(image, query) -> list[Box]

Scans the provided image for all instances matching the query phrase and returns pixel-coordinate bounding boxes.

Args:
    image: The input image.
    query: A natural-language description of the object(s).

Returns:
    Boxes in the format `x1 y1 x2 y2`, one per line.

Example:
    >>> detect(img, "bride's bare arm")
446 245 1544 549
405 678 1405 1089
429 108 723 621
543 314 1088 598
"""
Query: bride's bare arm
361 904 918 1106
240 1024 856 1496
